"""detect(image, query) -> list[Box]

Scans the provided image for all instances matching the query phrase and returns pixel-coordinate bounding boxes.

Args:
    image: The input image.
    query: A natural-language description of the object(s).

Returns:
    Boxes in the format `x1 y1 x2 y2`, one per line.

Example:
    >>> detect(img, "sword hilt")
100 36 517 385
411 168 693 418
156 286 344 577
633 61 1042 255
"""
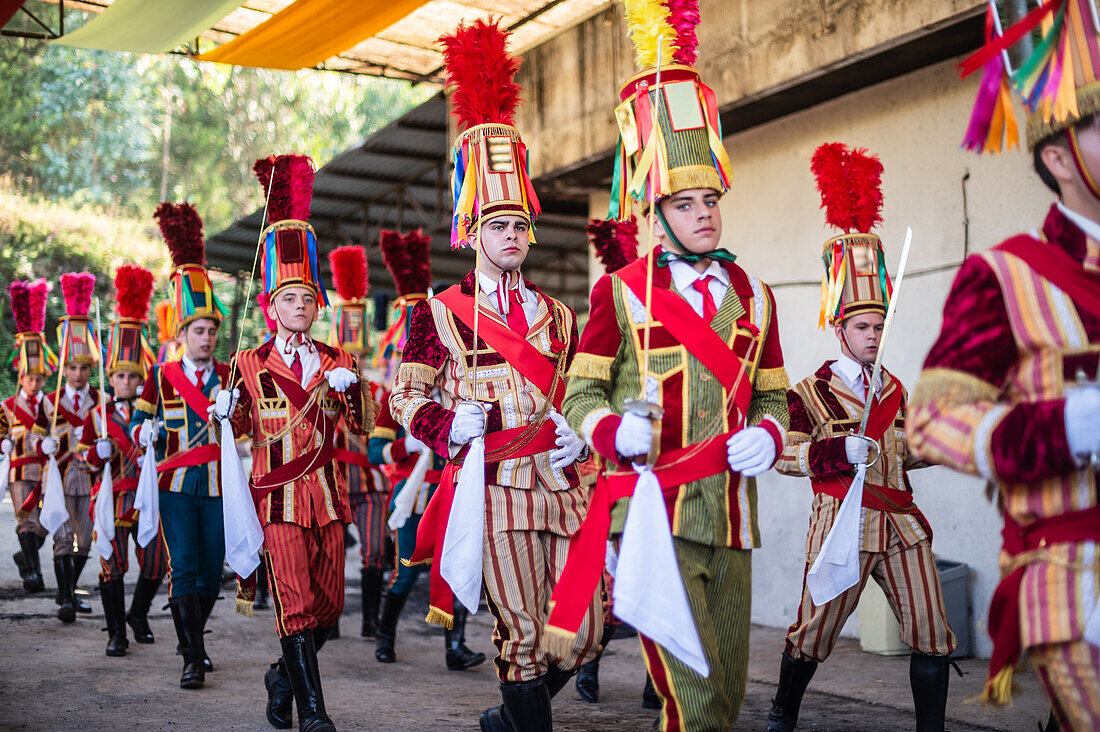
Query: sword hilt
847 432 881 468
624 398 664 469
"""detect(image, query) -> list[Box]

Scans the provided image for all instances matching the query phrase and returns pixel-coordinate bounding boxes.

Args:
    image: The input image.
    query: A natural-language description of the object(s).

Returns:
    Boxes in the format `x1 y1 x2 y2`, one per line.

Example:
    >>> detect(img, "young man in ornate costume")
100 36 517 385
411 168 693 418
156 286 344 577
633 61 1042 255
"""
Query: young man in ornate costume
553 3 789 728
131 202 229 688
77 265 168 656
909 6 1100 730
389 20 597 730
216 154 377 732
769 144 956 732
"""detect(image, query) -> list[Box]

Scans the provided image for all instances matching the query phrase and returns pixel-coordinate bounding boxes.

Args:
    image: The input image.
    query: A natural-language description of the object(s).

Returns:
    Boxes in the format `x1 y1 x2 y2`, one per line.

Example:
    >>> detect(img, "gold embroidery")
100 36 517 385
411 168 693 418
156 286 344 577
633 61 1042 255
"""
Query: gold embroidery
754 367 790 392
567 353 614 382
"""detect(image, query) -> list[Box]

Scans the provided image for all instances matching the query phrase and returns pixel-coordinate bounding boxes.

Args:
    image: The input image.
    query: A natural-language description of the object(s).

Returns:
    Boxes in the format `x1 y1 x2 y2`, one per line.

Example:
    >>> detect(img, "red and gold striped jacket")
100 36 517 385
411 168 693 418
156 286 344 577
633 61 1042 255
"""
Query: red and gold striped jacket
35 386 100 497
3 391 45 482
230 339 377 529
76 399 142 520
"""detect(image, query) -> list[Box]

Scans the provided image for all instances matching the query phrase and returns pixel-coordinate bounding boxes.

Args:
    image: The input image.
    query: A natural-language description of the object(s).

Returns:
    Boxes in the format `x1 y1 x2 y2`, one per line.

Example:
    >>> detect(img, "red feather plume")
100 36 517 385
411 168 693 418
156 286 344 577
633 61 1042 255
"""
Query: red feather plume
329 246 369 301
256 291 277 333
8 281 31 332
114 265 155 320
154 301 173 342
811 142 884 234
154 202 206 266
27 280 48 332
666 0 701 67
587 216 639 274
380 229 433 297
439 18 522 131
254 154 315 222
60 272 95 318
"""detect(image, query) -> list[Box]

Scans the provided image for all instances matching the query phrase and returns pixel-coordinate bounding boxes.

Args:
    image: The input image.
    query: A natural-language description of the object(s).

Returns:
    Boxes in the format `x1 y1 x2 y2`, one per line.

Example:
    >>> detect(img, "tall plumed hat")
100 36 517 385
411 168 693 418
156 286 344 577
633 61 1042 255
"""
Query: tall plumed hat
57 272 100 365
587 216 639 274
960 0 1100 152
609 0 732 219
8 279 56 376
153 300 181 363
441 18 541 249
377 229 432 367
254 154 330 306
155 202 228 336
107 265 156 378
328 245 370 354
812 143 891 328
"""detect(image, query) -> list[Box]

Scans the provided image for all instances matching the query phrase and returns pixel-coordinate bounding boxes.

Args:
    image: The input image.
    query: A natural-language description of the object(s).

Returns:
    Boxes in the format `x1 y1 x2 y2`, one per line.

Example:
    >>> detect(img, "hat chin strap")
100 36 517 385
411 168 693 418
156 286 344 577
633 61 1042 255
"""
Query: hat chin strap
1066 126 1100 202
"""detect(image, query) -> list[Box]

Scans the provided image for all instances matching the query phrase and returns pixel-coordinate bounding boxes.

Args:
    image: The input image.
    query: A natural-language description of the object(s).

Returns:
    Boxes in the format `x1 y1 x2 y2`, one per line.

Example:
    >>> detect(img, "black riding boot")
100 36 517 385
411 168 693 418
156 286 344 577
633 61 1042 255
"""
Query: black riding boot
766 651 819 732
910 653 950 732
177 593 206 689
375 591 407 663
642 671 661 710
445 603 486 670
265 658 294 729
575 623 615 703
71 554 92 613
281 632 336 732
17 532 44 592
479 675 553 732
55 556 76 623
126 576 161 643
100 579 129 656
255 563 270 610
360 568 382 638
198 594 216 671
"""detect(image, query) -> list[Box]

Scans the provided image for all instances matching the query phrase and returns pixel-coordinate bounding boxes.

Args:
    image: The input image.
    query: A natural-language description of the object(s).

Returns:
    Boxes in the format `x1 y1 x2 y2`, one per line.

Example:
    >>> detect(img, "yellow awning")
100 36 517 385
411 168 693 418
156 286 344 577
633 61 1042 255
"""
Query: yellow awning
197 0 430 71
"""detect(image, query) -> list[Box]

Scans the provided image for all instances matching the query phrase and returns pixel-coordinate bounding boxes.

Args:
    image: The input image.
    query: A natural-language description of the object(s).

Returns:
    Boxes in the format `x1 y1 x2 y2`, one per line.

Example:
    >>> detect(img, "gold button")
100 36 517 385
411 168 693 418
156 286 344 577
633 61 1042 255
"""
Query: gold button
700 373 711 382
697 408 706 419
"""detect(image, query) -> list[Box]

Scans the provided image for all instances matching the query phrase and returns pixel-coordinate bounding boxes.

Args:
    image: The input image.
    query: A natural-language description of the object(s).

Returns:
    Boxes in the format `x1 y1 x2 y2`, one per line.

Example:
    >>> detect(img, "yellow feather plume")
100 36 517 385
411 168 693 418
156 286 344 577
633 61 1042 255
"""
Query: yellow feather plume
623 0 674 68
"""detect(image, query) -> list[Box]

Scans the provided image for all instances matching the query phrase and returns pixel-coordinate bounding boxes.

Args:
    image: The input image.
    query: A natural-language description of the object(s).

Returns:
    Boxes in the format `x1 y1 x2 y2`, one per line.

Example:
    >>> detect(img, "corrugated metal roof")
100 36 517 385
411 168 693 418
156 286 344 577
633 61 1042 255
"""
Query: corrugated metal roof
205 92 592 307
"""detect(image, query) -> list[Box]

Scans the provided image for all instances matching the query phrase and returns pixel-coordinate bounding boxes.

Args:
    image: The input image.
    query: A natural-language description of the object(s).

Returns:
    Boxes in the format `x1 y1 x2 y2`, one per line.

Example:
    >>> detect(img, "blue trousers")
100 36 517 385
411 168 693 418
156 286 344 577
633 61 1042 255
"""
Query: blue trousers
160 491 224 599
388 509 425 596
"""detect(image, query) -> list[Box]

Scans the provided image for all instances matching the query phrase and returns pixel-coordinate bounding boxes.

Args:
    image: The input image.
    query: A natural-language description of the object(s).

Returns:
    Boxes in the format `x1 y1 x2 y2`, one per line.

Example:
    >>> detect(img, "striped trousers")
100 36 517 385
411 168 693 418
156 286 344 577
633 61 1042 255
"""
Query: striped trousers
9 480 46 536
53 493 92 558
264 520 345 637
641 540 752 732
482 483 602 683
348 491 387 571
98 491 169 583
785 534 956 661
1033 639 1100 732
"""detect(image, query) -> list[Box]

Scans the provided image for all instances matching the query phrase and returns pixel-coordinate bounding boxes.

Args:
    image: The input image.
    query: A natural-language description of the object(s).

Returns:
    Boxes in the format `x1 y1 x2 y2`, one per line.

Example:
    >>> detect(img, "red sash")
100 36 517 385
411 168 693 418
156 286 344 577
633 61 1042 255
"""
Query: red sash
105 413 140 465
614 263 754 411
11 455 46 469
409 420 560 623
434 286 565 410
333 448 373 470
250 370 336 499
11 401 37 431
997 236 1100 320
982 506 1100 703
158 444 220 473
163 361 214 418
54 402 83 429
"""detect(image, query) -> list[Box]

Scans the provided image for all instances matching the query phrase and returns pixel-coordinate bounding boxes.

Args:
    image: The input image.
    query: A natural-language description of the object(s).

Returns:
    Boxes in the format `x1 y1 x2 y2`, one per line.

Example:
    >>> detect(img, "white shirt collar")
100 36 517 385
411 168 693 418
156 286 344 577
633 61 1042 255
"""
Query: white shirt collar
18 388 38 404
667 257 730 293
1057 201 1100 241
831 353 881 399
274 334 314 355
476 270 532 316
181 354 211 379
64 383 90 401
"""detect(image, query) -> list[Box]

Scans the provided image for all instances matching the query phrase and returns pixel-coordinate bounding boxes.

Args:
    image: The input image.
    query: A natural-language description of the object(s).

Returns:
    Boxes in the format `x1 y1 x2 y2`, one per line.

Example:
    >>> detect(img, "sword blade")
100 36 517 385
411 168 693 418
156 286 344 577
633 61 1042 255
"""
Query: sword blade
857 226 913 436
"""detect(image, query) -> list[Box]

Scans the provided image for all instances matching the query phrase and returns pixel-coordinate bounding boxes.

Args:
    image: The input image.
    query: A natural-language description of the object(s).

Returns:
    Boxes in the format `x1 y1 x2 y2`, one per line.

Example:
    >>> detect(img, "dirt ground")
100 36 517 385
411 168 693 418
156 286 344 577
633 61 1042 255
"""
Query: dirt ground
0 500 1054 731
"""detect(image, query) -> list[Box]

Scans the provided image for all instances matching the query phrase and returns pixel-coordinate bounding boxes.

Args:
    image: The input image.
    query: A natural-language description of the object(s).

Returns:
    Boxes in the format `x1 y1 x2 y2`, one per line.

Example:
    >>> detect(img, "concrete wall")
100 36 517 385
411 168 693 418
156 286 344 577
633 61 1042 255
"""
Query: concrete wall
517 0 983 178
587 57 1052 659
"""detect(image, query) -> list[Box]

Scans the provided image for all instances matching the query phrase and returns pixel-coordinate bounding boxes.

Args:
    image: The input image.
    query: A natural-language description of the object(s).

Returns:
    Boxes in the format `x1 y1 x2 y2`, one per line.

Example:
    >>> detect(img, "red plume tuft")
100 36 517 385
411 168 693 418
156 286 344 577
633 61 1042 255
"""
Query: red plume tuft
811 142 884 234
60 272 95 318
846 147 884 234
256 291 277 333
439 18 522 131
328 246 369 301
380 229 433 297
154 202 206 266
155 301 173 342
587 217 639 274
254 154 315 222
8 281 31 332
114 265 155 320
666 0 701 67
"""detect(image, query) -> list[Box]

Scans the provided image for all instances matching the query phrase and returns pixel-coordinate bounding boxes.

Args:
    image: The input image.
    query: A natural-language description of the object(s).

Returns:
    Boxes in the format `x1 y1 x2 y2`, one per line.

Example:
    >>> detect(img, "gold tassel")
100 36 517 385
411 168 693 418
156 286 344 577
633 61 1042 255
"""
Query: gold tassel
235 598 255 618
542 624 579 663
967 666 1019 706
424 606 454 630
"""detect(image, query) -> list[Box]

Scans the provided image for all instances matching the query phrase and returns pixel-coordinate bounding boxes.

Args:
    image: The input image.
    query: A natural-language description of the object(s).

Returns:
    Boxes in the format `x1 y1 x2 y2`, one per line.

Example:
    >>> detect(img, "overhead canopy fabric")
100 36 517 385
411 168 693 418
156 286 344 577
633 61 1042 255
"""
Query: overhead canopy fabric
51 0 244 54
197 0 430 71
0 1 26 31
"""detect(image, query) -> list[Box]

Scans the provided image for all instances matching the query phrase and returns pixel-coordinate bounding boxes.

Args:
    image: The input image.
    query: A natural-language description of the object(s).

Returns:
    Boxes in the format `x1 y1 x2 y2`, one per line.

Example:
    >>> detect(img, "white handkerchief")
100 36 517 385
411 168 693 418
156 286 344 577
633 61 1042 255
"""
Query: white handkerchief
134 425 160 548
40 455 69 535
388 449 432 531
93 462 116 560
807 463 867 606
441 436 485 615
219 417 264 578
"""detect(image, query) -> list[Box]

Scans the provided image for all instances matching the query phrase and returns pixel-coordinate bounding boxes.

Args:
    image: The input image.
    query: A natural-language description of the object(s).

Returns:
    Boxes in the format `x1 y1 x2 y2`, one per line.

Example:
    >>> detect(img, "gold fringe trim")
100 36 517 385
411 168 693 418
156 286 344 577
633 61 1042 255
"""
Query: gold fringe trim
396 362 438 386
425 606 454 630
967 666 1019 707
400 556 431 568
542 623 580 663
133 398 156 415
754 367 790 392
235 598 255 619
1026 81 1100 150
567 353 614 382
667 166 722 196
910 368 1000 409
372 427 397 441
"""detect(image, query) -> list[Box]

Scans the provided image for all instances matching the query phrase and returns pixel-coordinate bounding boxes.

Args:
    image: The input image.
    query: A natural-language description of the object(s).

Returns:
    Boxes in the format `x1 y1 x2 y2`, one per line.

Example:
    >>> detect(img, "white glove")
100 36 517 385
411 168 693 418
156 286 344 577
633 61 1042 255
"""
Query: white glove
138 420 154 448
40 436 58 456
449 402 490 446
615 411 652 459
0 438 12 455
726 426 776 477
1065 385 1100 461
95 439 113 460
403 434 427 454
325 367 358 393
72 426 83 443
844 436 870 465
208 388 240 421
136 454 145 469
548 411 586 469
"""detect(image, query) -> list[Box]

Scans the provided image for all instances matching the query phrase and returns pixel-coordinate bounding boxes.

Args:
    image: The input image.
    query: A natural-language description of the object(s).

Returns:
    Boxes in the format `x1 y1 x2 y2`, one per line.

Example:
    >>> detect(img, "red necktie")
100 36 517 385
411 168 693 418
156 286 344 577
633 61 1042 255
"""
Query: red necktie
506 289 528 335
291 352 303 382
861 368 879 408
72 393 79 411
691 276 718 322
194 368 205 389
